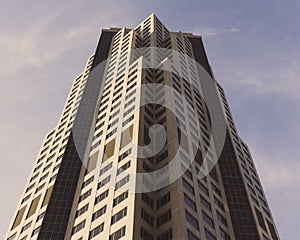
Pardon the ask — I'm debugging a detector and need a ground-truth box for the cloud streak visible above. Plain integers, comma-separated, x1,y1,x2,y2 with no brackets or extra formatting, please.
193,27,240,36
0,21,96,75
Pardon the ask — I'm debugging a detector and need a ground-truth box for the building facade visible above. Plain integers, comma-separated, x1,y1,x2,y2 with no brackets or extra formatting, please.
5,14,280,240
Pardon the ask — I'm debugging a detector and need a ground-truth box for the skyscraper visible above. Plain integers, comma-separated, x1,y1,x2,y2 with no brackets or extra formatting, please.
5,14,280,240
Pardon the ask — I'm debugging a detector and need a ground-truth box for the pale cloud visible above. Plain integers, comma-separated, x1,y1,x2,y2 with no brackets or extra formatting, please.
214,57,300,100
0,21,95,75
0,2,136,77
234,68,300,98
252,150,300,191
192,27,240,36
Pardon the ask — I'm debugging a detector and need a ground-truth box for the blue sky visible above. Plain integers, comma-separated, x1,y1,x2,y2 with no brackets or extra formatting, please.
0,0,299,239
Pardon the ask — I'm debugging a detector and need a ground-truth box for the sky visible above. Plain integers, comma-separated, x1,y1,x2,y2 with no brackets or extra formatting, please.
0,0,299,239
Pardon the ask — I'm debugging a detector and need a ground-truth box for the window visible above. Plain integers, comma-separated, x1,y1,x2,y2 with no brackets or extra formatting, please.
95,190,109,205
182,178,194,194
43,163,52,172
75,204,89,218
118,148,132,162
202,211,214,228
126,82,137,92
216,211,228,226
140,227,153,240
104,139,115,160
72,220,85,235
267,220,279,240
141,208,153,226
92,205,107,221
99,162,113,176
157,209,171,227
113,191,129,206
214,196,224,211
255,208,267,231
111,207,127,224
47,153,55,162
156,192,170,209
125,97,135,108
198,181,208,195
82,176,94,188
120,125,133,148
200,195,211,211
21,194,31,204
108,119,118,130
142,193,154,208
220,227,231,240
37,211,45,222
185,211,199,229
49,174,57,183
97,175,111,189
211,183,221,197
115,175,129,190
156,150,168,164
53,163,61,172
187,230,200,240
79,189,91,203
109,226,126,240
21,221,32,233
125,89,136,101
35,183,45,193
39,173,49,182
31,226,41,237
25,183,35,193
19,236,27,240
117,161,131,175
262,235,269,240
89,223,104,239
30,173,39,182
205,229,216,240
112,95,122,104
124,106,135,117
111,101,121,112
183,168,193,180
106,128,117,139
122,115,134,127
184,194,196,211
7,233,16,240
157,229,173,240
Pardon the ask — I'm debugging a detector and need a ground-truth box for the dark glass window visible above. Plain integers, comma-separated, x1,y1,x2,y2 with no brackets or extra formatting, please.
109,226,126,240
72,220,85,235
184,194,197,211
89,223,104,239
111,207,127,224
157,228,173,240
157,209,171,227
113,191,129,206
185,211,199,229
187,230,200,240
202,211,214,228
95,189,109,204
200,195,211,211
157,192,170,209
92,205,107,221
183,178,194,194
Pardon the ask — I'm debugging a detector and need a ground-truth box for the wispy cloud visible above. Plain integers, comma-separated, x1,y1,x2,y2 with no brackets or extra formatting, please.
213,56,300,100
0,21,96,75
252,150,300,191
192,27,240,36
232,67,300,98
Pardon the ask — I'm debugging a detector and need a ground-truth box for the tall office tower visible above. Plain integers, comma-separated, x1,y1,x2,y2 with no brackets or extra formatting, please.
5,14,280,240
